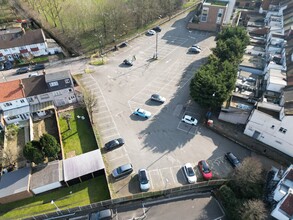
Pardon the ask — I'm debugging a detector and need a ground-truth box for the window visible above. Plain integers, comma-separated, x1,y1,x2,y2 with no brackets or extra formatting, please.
201,8,209,22
4,102,12,107
20,99,25,103
54,91,62,96
216,9,224,24
28,97,34,102
7,115,19,121
40,94,50,100
65,79,70,84
49,81,59,87
279,127,287,134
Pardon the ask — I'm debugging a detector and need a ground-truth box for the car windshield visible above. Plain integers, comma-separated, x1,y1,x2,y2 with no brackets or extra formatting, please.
117,167,122,174
187,167,195,176
202,163,210,173
139,171,148,184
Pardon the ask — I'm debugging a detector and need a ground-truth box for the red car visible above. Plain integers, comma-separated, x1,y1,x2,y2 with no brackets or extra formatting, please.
198,160,212,180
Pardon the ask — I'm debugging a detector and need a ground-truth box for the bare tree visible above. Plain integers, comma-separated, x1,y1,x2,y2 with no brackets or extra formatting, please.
62,113,72,130
239,199,267,220
232,157,264,199
82,90,98,124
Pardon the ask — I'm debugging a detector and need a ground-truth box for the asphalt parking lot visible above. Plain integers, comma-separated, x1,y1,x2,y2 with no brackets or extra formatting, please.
78,12,253,197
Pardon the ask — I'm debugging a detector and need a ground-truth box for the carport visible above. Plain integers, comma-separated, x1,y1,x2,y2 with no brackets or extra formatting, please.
63,149,105,186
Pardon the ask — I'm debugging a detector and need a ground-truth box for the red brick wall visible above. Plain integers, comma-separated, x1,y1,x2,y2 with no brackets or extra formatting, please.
0,190,33,204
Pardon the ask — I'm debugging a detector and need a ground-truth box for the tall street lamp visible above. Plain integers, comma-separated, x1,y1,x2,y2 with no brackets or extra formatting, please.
51,200,61,213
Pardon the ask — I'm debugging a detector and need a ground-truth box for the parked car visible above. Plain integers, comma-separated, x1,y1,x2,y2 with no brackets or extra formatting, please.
146,30,156,35
189,47,201,53
123,59,133,66
225,152,241,168
119,42,128,48
112,163,133,179
90,209,112,220
151,94,166,103
152,26,162,32
133,108,151,119
4,61,13,70
192,44,202,51
182,114,197,125
182,163,197,184
104,138,125,151
28,72,39,78
30,63,45,71
138,169,150,191
16,67,29,74
198,160,212,180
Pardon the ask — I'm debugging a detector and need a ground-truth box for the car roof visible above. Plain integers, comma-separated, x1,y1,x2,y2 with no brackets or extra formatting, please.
121,163,132,171
201,160,210,169
98,209,112,219
184,115,193,120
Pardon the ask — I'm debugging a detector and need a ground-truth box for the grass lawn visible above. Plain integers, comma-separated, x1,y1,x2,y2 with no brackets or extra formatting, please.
59,108,98,157
0,176,110,219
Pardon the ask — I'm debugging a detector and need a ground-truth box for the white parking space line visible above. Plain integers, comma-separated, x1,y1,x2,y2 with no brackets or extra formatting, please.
103,133,121,141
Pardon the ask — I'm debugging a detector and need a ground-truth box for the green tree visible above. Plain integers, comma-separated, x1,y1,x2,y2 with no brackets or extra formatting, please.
217,26,249,45
219,185,240,220
239,199,267,220
39,134,60,158
23,141,44,164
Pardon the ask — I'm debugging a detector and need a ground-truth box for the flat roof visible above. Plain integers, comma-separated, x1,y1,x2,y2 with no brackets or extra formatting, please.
240,54,265,70
0,167,31,198
63,149,105,182
30,160,63,190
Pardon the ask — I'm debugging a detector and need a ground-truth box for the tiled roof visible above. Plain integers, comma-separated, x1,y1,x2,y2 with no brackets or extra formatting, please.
0,29,45,50
280,193,293,217
21,75,49,97
0,80,25,102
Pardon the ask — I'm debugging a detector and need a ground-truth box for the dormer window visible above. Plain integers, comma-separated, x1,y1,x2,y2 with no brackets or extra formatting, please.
279,127,287,134
49,81,59,87
65,79,70,84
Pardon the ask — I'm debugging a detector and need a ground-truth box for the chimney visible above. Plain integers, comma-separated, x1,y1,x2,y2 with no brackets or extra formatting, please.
19,83,24,89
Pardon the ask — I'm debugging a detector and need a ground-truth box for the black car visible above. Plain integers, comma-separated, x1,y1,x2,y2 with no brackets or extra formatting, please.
16,67,29,74
0,63,4,71
225,152,241,168
123,59,133,66
152,26,162,32
119,42,128,48
30,64,45,71
4,61,13,70
90,209,112,220
104,138,125,151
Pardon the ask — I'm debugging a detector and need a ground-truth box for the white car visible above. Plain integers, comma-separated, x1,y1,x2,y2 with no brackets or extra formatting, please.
138,169,150,191
146,30,156,35
133,108,152,119
182,114,198,125
183,163,197,184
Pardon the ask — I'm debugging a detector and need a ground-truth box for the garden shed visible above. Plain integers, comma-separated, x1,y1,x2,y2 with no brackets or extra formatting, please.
63,149,105,186
0,167,32,204
30,160,63,195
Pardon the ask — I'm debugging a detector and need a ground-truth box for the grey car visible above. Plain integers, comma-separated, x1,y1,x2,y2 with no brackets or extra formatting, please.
112,163,133,179
151,94,166,103
90,209,112,220
225,152,241,168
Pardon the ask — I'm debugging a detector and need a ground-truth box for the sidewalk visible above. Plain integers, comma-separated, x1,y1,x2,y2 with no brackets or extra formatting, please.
206,115,292,167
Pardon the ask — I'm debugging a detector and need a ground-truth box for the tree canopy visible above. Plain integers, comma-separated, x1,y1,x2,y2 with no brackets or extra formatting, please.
23,134,60,164
190,26,249,109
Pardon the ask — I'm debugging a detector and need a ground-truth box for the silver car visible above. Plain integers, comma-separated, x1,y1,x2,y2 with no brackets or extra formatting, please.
151,94,166,103
138,169,150,191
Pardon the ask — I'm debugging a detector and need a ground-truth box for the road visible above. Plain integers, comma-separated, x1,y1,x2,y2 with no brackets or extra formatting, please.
67,193,226,220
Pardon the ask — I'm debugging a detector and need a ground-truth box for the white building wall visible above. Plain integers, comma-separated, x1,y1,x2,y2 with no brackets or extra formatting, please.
244,109,293,157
